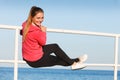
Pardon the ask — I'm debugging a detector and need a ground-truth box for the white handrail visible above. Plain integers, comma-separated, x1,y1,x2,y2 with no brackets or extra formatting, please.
0,59,120,66
0,25,119,80
0,24,118,37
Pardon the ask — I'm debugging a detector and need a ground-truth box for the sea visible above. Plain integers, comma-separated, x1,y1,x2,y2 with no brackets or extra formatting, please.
0,67,120,80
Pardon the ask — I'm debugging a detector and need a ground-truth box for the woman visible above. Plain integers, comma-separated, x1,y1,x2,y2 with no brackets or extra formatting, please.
20,6,88,70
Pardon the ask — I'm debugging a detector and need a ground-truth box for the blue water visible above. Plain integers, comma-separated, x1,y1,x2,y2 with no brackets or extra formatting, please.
0,67,120,80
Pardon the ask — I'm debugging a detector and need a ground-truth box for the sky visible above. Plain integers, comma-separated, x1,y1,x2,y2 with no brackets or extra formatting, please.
0,0,120,70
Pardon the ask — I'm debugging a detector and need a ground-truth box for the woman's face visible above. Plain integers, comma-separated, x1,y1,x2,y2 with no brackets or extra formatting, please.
32,12,44,26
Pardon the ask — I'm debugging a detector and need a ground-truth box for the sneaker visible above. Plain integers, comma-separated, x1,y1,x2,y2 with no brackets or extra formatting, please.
79,54,88,63
71,62,86,70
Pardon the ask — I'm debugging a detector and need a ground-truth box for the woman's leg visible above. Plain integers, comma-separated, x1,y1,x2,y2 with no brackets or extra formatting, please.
25,43,79,68
41,44,79,66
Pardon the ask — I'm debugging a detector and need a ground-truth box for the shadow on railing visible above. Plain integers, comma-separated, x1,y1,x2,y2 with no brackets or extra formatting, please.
0,24,119,80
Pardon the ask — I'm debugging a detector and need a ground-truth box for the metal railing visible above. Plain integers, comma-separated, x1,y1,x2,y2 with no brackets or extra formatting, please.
0,24,120,80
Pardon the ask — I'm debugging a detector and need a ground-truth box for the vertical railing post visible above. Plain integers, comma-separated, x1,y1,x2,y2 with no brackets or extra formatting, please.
14,28,19,80
114,36,119,80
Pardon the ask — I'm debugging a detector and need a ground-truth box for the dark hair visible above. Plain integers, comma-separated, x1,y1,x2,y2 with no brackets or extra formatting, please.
30,6,44,17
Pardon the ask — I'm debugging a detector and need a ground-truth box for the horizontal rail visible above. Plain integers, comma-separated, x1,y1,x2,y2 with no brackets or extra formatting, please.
0,60,120,67
0,25,20,30
0,60,26,63
0,25,119,37
47,28,118,37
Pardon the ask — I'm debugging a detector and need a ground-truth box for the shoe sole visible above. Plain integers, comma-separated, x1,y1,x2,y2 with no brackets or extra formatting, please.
72,65,87,70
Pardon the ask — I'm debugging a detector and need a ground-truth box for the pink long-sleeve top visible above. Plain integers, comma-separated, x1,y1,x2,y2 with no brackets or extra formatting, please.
21,22,46,62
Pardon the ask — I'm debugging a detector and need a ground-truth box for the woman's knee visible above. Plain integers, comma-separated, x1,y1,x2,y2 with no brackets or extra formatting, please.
52,43,59,47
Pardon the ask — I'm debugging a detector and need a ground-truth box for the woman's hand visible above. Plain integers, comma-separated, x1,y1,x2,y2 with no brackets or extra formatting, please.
40,26,47,32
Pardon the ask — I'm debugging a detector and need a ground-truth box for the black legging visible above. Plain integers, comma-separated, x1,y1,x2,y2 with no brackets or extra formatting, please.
24,44,79,68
